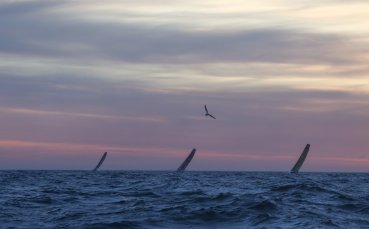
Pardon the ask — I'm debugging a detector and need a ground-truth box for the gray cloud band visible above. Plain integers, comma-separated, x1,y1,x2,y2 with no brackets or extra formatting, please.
0,2,368,65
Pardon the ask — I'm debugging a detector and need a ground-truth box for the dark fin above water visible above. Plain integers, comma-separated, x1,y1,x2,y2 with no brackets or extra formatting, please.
177,148,196,172
290,144,310,174
92,152,108,171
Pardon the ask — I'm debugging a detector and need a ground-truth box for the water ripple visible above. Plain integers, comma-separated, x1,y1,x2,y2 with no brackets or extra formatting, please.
0,171,369,228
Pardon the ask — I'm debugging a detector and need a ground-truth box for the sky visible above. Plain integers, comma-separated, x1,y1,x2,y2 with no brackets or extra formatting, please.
1,0,369,171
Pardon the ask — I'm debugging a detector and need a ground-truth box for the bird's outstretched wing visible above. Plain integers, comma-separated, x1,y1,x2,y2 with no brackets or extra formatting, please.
204,105,208,114
208,114,216,119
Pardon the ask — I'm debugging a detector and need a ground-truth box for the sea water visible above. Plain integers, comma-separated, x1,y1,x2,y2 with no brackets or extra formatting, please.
1,171,368,228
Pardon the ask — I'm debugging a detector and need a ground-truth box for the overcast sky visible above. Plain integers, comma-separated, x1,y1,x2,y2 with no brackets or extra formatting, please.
1,0,369,171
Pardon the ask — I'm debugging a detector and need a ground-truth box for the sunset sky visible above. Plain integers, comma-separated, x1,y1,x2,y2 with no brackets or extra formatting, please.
1,0,369,171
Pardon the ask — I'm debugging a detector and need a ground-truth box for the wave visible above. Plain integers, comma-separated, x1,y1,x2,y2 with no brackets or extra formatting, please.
1,171,369,228
84,221,143,229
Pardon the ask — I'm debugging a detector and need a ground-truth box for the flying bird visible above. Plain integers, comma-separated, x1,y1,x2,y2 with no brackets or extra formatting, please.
204,105,216,119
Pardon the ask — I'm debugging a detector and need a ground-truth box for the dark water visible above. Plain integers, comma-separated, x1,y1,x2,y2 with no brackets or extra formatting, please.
1,171,369,228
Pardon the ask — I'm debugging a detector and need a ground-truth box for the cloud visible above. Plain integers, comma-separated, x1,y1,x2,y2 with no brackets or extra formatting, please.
1,74,369,156
0,1,368,66
0,139,194,169
1,1,369,171
1,139,368,171
0,107,165,123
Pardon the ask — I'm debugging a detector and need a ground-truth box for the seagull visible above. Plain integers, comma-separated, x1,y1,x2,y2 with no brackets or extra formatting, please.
204,105,216,119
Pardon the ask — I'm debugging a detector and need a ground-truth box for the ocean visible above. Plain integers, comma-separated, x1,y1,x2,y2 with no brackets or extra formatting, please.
1,171,368,228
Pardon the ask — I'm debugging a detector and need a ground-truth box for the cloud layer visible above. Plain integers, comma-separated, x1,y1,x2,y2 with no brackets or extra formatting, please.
1,0,369,171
